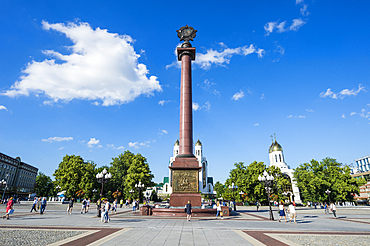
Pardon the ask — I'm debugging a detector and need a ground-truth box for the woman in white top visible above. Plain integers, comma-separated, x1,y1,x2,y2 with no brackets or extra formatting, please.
216,201,223,219
288,202,297,223
278,201,288,222
330,202,337,219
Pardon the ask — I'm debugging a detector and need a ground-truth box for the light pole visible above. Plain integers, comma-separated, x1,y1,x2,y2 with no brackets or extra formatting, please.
135,181,145,203
258,170,275,221
325,189,332,204
228,182,238,211
1,174,9,201
96,169,111,217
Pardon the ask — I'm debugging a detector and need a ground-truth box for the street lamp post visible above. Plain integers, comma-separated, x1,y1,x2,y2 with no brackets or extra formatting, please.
135,181,145,203
96,168,112,217
228,182,238,211
1,174,9,202
325,189,332,204
258,170,275,221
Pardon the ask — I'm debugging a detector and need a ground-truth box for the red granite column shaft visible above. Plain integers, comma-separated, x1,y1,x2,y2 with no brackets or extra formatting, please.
179,54,193,156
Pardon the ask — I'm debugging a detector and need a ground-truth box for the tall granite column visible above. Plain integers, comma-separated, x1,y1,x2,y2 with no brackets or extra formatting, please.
169,25,202,207
178,47,195,157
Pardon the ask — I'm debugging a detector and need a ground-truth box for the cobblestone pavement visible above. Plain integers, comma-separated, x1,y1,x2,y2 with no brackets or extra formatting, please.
1,202,370,245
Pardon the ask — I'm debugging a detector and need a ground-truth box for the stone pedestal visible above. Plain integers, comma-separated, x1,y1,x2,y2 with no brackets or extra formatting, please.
170,193,201,207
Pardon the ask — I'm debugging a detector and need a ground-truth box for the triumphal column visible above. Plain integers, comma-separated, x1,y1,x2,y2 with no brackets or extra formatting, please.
169,25,202,207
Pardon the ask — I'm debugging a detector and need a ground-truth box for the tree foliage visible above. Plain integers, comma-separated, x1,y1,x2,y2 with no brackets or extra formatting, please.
214,181,225,199
294,157,364,202
35,172,54,197
53,155,96,198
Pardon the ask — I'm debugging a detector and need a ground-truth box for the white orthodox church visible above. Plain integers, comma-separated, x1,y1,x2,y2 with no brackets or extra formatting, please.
269,138,302,204
159,139,214,196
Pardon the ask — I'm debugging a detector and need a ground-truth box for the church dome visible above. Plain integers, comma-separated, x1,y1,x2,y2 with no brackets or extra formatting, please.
174,139,179,146
269,141,283,153
195,139,202,146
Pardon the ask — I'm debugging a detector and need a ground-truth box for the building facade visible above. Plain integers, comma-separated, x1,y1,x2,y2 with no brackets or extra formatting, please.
354,155,370,173
268,139,302,204
0,152,38,198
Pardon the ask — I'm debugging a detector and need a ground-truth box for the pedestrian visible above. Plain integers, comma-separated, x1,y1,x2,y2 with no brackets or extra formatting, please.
132,199,136,211
136,199,140,210
120,198,124,208
216,201,223,219
125,199,129,208
86,198,90,212
37,198,41,211
185,200,192,221
67,198,74,214
278,201,288,222
103,199,110,223
255,200,260,211
40,198,47,214
288,202,297,224
112,199,117,214
2,197,14,220
330,202,337,219
30,197,38,212
324,203,328,214
81,198,87,214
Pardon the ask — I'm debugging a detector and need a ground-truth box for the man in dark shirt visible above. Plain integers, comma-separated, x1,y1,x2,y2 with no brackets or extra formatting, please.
67,198,74,215
185,200,192,221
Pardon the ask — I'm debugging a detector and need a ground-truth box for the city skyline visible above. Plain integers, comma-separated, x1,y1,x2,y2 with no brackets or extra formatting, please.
0,1,369,183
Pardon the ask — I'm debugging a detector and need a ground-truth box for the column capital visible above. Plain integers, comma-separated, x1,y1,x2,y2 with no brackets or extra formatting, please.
177,47,196,61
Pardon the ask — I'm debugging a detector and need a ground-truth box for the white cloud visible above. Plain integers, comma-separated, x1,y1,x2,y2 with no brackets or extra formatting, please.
58,147,65,150
199,79,215,91
158,100,171,106
320,84,365,99
264,19,306,35
289,18,306,31
87,138,99,147
300,4,309,16
192,101,211,111
350,112,357,116
129,140,150,149
342,114,346,118
168,43,264,70
306,109,314,112
232,90,244,101
162,130,168,134
107,144,124,150
360,108,370,119
296,0,304,4
288,115,305,119
260,94,265,99
2,21,162,106
254,123,259,126
42,136,73,143
275,45,285,55
0,105,8,111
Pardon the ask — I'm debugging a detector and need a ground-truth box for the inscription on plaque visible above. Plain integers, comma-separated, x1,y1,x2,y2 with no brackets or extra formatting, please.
172,170,198,193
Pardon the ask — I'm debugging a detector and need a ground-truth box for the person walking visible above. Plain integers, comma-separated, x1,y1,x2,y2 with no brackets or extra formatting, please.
40,198,47,214
278,201,288,222
185,200,192,221
3,197,14,220
37,198,41,211
86,198,90,213
30,197,38,212
330,202,337,219
132,199,136,211
256,201,260,211
120,198,124,208
81,198,87,214
288,202,297,224
103,199,110,223
67,198,74,214
112,199,117,214
216,201,223,219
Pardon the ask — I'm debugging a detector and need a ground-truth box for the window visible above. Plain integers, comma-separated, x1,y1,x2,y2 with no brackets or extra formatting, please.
275,155,277,162
279,154,282,162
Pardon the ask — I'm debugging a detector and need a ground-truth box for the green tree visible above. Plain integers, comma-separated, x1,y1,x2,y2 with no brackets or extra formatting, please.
35,172,54,197
53,155,96,198
125,153,154,201
214,181,225,199
294,157,364,202
108,151,133,197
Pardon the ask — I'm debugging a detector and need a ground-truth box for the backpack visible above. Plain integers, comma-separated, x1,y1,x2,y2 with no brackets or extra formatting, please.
83,200,86,205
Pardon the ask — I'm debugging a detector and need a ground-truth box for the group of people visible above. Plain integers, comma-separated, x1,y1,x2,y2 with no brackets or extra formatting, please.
30,197,47,214
278,201,297,223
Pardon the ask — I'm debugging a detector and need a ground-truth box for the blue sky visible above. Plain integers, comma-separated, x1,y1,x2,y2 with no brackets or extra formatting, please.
0,1,369,184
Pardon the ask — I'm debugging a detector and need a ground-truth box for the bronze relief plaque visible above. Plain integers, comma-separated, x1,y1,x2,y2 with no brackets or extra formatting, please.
172,170,198,193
